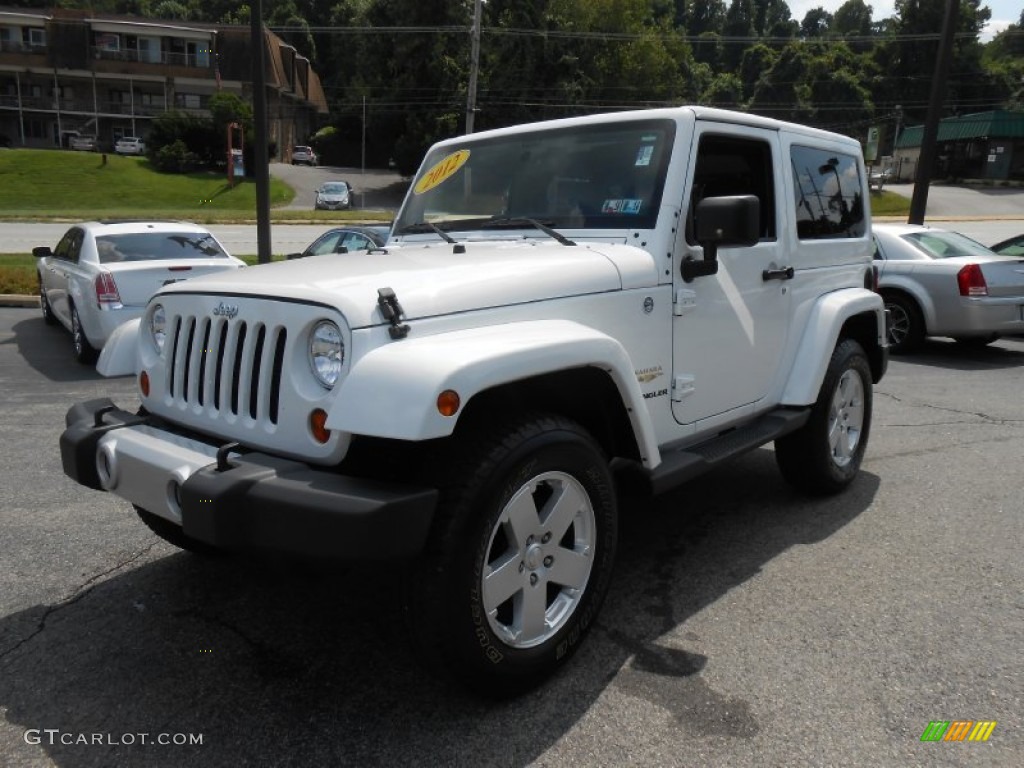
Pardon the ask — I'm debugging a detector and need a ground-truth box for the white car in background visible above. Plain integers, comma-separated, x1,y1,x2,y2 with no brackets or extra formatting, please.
34,221,245,363
114,136,145,155
873,223,1024,352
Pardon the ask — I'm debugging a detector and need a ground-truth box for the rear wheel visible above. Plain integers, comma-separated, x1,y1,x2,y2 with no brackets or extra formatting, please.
883,293,924,353
70,304,99,364
776,339,873,495
134,506,223,556
404,414,617,697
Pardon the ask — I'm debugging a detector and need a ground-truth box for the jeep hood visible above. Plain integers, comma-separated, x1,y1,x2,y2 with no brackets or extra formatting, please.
159,240,658,327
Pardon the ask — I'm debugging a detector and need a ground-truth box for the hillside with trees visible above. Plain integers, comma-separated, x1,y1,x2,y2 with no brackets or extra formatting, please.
21,0,1024,173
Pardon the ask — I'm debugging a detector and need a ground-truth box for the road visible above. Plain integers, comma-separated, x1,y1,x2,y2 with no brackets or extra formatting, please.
0,305,1022,767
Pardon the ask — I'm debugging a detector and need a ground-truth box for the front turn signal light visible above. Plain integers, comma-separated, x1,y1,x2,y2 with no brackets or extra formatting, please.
139,370,150,397
437,390,461,417
310,408,330,444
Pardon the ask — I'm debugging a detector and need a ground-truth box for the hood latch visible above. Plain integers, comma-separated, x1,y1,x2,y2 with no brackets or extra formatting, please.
377,287,410,339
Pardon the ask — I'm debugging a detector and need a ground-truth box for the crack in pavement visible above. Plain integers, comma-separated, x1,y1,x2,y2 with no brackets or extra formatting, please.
0,543,158,661
877,391,1024,426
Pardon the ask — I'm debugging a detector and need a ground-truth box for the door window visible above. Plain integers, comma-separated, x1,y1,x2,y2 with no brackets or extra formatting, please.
687,134,776,243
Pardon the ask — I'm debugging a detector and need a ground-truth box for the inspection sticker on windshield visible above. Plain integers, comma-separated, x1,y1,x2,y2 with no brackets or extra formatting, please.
414,149,470,195
603,199,642,214
635,145,654,166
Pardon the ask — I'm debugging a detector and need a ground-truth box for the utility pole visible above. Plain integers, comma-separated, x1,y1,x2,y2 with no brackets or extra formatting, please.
908,0,958,225
251,0,272,264
466,0,482,134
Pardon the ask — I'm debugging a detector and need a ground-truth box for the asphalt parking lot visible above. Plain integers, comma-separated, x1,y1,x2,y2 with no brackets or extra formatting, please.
1,305,1021,767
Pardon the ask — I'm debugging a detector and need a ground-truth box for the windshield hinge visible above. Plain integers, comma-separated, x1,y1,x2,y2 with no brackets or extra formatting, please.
377,287,410,339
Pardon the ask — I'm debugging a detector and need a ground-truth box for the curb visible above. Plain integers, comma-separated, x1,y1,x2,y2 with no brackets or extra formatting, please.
0,294,39,308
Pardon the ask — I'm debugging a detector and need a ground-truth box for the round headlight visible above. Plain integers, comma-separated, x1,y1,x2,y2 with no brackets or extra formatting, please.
150,304,166,350
309,320,344,389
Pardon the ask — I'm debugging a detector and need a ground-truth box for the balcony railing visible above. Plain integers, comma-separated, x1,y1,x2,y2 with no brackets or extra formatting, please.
91,46,210,70
0,40,46,55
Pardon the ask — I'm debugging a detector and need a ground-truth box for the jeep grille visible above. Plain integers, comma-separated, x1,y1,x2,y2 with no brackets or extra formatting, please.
167,315,287,425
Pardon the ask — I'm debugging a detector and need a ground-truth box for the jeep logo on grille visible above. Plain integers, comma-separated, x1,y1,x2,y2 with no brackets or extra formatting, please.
212,302,239,319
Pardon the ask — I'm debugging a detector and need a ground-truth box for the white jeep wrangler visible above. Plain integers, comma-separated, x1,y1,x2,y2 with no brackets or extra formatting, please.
61,107,887,695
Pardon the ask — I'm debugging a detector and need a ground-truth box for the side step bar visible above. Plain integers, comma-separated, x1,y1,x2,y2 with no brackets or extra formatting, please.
616,408,811,495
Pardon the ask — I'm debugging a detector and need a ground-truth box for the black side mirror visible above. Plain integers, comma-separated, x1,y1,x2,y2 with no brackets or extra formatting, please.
33,246,53,258
683,195,760,282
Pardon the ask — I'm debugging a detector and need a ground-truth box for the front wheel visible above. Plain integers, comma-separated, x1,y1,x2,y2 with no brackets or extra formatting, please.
775,339,873,495
39,280,56,325
404,414,617,697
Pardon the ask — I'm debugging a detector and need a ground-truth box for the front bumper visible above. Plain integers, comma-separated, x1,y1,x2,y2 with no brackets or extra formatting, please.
61,398,438,560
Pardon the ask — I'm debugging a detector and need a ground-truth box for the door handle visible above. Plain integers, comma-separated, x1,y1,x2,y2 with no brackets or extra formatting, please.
762,266,794,281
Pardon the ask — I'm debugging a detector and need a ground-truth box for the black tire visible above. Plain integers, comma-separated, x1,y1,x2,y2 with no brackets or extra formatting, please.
404,414,617,697
39,279,56,325
70,304,99,365
883,292,924,353
775,339,873,495
134,506,224,556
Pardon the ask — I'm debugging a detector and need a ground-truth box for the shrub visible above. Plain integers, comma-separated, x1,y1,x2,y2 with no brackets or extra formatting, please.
153,139,200,173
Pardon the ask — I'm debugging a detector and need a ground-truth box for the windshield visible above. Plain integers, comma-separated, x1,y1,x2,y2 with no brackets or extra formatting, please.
96,232,229,263
395,118,676,234
902,231,1001,260
320,183,349,194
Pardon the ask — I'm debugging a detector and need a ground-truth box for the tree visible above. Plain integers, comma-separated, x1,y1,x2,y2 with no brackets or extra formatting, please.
723,0,756,69
800,7,833,37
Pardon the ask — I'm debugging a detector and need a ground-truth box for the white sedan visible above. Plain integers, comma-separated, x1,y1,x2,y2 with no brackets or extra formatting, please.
873,223,1024,352
114,136,145,155
35,221,245,363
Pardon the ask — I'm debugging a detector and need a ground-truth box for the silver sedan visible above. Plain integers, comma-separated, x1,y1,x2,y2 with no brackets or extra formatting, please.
873,223,1024,352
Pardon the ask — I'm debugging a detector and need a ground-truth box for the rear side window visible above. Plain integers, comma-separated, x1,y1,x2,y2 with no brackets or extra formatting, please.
95,232,228,263
791,146,866,239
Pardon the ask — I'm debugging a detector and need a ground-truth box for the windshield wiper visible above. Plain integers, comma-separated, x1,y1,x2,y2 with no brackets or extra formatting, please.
480,217,576,246
396,221,457,244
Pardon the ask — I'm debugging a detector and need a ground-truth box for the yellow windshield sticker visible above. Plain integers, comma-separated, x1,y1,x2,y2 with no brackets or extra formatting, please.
413,149,470,195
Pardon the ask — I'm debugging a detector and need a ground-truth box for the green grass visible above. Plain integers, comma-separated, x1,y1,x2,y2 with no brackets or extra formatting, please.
869,189,912,216
0,148,295,217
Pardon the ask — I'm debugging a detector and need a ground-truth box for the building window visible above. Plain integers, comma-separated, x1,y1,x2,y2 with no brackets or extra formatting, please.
175,92,202,109
25,119,47,139
28,28,46,47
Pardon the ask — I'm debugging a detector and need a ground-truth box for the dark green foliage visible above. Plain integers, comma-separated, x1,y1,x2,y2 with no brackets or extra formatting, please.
48,0,1020,171
153,139,200,173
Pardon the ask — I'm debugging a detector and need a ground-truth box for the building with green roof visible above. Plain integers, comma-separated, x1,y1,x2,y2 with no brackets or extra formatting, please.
893,110,1024,182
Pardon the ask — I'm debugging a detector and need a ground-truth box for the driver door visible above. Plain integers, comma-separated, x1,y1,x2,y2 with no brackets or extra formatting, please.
671,124,791,428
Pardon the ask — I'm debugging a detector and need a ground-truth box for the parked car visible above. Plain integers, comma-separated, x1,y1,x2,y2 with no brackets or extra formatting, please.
869,168,893,190
70,135,97,151
35,221,245,364
286,226,389,259
314,181,353,210
114,137,145,155
991,233,1024,257
291,145,317,166
873,223,1024,352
